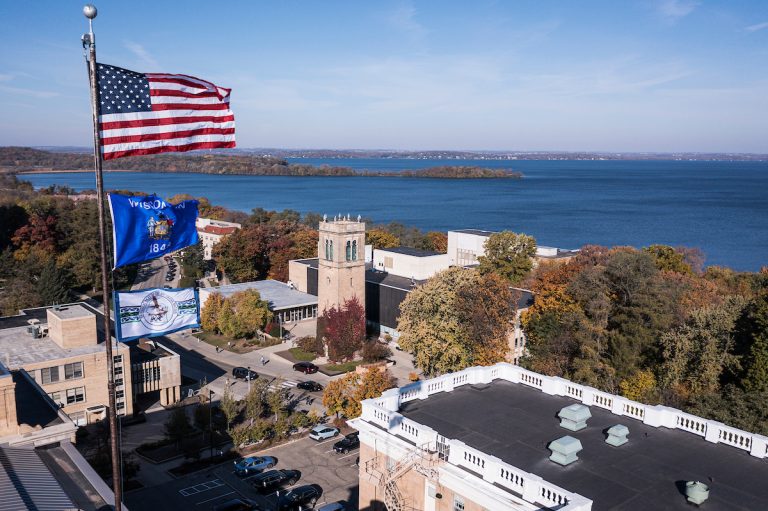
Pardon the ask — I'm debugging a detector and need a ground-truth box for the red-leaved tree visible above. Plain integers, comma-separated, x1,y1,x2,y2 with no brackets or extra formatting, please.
321,297,366,362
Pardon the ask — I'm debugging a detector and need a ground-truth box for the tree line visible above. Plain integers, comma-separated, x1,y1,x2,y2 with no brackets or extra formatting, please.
0,147,522,179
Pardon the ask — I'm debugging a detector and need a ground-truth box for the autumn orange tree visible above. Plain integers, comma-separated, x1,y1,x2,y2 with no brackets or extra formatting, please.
322,369,397,419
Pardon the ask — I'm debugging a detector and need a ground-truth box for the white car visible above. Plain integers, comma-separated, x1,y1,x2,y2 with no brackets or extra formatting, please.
309,425,339,441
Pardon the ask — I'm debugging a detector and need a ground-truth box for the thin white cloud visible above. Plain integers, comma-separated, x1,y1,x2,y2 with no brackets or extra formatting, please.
388,2,426,39
0,85,59,98
745,21,768,33
656,0,699,23
123,41,160,69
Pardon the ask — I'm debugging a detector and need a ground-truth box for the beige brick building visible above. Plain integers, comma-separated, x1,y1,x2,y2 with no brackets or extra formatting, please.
317,216,366,316
0,303,181,425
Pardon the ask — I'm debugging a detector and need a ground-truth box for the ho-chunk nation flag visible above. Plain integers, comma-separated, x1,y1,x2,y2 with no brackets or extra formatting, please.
115,288,200,342
96,63,235,160
108,194,199,268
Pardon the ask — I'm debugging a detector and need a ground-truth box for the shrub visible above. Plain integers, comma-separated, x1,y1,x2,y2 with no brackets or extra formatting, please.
297,336,324,356
362,340,392,362
408,372,420,382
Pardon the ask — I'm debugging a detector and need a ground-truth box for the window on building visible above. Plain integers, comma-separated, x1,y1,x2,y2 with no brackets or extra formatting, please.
116,401,125,410
346,240,352,261
352,240,358,261
329,240,333,261
41,366,60,385
457,249,477,266
153,367,160,381
64,362,84,380
114,355,122,364
116,389,125,399
115,378,124,386
48,391,63,406
453,495,465,511
114,365,123,376
65,387,85,405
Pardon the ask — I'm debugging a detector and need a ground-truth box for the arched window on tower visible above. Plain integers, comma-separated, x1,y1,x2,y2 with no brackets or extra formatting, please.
352,240,358,261
329,240,334,261
346,241,351,261
324,239,329,260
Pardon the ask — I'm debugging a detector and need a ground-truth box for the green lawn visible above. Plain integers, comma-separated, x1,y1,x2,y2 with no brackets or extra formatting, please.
288,347,318,362
323,360,365,373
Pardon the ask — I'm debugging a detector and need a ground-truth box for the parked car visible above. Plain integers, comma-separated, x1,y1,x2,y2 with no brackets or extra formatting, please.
163,285,172,289
296,381,323,392
233,455,277,476
309,425,339,441
276,484,323,510
165,276,174,282
249,469,301,493
317,501,348,511
212,498,260,511
232,367,259,381
333,432,359,454
292,362,318,374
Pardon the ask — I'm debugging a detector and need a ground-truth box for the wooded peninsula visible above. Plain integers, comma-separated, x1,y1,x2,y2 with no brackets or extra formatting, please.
0,147,522,179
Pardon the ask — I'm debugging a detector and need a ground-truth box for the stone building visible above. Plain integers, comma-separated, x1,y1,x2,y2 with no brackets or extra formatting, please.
316,216,366,317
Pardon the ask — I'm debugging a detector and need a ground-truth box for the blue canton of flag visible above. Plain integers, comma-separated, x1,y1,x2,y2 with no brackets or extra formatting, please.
108,194,199,268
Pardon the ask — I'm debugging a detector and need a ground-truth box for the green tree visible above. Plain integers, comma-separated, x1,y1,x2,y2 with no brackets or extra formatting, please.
398,267,511,376
643,244,692,274
742,292,768,392
477,231,536,284
658,298,746,397
36,259,71,305
229,290,272,337
164,407,193,448
182,241,206,279
245,378,269,422
219,386,238,433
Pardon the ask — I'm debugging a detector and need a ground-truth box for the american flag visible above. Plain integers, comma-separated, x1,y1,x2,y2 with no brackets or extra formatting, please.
96,63,235,160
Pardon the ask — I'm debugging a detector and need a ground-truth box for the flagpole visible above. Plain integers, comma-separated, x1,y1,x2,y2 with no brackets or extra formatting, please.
82,5,123,510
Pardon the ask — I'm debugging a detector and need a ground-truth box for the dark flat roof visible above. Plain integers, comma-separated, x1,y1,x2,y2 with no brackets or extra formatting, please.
513,289,534,310
451,229,495,237
293,258,319,269
365,270,426,291
400,380,768,511
377,246,441,257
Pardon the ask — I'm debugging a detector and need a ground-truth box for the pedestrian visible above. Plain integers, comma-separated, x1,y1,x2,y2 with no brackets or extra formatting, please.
260,355,265,366
227,341,232,350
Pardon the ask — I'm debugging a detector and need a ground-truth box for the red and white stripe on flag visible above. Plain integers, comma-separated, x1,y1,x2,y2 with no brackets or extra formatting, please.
96,64,235,160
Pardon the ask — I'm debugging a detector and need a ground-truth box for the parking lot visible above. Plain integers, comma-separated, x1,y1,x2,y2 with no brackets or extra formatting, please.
126,432,359,510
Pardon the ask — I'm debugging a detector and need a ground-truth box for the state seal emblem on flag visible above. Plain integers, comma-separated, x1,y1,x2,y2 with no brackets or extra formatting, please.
114,287,201,341
147,213,173,241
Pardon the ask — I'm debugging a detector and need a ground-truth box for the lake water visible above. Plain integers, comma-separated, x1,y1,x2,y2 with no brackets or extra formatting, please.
21,158,768,271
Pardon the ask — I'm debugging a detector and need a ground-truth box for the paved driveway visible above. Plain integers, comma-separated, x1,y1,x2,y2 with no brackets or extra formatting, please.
125,434,359,510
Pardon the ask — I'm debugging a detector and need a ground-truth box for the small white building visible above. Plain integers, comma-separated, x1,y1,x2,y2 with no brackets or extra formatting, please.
447,229,580,267
371,246,451,281
195,218,241,260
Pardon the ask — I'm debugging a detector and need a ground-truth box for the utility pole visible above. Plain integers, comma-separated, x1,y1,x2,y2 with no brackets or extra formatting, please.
81,5,122,509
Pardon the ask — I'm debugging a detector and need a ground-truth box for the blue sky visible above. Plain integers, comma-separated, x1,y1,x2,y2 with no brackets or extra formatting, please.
0,1,766,152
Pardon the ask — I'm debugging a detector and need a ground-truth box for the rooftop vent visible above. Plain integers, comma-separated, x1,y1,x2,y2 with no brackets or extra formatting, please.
685,481,709,505
549,435,583,466
558,404,592,431
605,424,629,447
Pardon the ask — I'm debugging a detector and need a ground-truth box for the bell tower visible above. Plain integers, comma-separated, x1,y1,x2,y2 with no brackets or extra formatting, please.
317,215,366,317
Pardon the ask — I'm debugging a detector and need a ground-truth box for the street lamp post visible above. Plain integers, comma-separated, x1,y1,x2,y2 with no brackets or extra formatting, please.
208,389,214,459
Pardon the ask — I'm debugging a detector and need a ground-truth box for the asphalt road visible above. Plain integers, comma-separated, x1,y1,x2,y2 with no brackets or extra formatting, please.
131,256,179,291
125,433,359,511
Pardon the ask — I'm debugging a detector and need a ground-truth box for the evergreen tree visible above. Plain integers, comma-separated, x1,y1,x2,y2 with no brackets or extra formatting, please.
36,260,71,305
743,292,768,392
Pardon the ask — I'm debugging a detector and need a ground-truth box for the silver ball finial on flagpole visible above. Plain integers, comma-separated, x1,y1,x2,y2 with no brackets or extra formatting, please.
83,4,97,19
